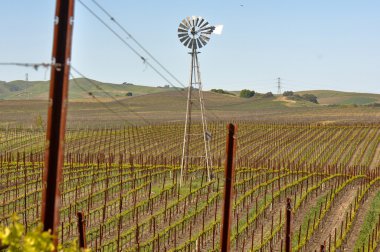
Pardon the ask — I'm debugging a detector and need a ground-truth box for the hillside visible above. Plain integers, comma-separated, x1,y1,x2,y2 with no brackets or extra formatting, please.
2,79,380,106
0,78,176,100
296,90,380,105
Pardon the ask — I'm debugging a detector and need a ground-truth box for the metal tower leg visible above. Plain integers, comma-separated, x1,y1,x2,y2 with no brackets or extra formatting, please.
180,47,213,186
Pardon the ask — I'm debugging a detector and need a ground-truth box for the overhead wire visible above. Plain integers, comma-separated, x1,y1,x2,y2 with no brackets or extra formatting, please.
70,72,144,156
69,72,136,126
0,62,53,99
0,62,51,70
77,0,181,90
90,0,185,89
77,0,222,122
71,66,150,125
0,61,152,125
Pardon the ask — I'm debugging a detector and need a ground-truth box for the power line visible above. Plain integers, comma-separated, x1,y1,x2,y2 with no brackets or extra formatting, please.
90,0,185,89
77,0,179,88
0,62,51,70
70,73,135,126
77,0,221,122
71,66,151,125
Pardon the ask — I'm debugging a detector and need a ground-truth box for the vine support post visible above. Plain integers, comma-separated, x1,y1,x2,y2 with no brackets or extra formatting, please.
41,0,75,248
77,212,87,249
220,123,237,252
320,243,325,252
285,198,292,252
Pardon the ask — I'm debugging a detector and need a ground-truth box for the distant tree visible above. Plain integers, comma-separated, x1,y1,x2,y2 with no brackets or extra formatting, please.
287,94,302,101
283,91,294,96
211,89,233,95
126,92,133,96
263,92,274,98
302,94,318,104
240,89,255,98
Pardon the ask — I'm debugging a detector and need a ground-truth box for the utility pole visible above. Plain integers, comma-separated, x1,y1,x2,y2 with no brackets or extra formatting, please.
41,0,75,247
277,77,281,96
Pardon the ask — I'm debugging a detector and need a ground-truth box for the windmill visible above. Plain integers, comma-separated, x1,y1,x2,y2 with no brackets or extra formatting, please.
178,16,222,185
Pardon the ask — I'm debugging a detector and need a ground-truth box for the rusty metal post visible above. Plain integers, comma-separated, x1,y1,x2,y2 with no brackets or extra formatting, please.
285,198,292,252
320,244,325,252
41,0,75,245
77,212,87,249
220,123,237,252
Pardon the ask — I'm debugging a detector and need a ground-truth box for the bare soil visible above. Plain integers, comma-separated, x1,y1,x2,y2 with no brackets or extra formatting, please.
305,182,359,251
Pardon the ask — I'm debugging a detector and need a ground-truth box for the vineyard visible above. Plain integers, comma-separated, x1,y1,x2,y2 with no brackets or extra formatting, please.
1,122,380,251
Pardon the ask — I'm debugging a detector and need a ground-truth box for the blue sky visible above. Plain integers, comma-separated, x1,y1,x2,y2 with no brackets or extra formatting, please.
0,0,379,93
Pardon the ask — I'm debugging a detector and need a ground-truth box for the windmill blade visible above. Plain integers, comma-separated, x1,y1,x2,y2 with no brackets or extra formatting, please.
193,39,198,49
199,21,209,29
186,17,192,27
183,18,191,28
200,34,210,43
181,19,190,28
183,37,192,47
188,39,195,49
180,36,190,44
179,23,188,30
200,26,213,33
198,17,205,28
195,17,200,27
196,38,203,49
198,35,208,46
178,27,188,33
178,32,189,39
192,16,197,27
189,17,195,27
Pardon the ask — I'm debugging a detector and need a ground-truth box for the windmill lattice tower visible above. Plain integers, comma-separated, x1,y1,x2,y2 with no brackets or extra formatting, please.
177,16,220,185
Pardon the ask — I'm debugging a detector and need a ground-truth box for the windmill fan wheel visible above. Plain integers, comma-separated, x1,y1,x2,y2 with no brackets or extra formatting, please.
178,16,215,50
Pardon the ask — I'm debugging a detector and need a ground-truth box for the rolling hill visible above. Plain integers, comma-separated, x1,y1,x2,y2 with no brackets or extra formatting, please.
1,79,380,107
0,78,177,100
296,90,380,105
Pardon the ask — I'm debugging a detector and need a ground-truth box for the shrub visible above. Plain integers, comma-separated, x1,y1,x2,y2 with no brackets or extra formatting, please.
283,91,294,96
302,94,318,104
263,92,274,98
240,89,255,98
210,89,233,95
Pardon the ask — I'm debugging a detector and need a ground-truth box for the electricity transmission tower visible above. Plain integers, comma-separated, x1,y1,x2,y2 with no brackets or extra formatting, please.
277,77,282,95
177,16,221,185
